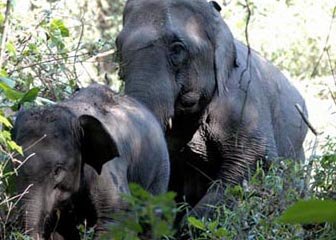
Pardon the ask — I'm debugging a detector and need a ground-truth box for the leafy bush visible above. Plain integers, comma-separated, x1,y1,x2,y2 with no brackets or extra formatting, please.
311,136,336,199
102,183,177,240
186,160,304,239
186,139,336,240
0,87,37,240
277,137,336,231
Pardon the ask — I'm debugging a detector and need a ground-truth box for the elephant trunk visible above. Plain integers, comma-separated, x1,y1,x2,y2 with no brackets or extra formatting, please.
21,188,55,240
123,48,176,130
23,199,45,239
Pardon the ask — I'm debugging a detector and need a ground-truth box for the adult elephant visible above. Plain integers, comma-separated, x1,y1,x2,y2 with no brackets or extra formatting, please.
13,84,169,239
116,0,308,218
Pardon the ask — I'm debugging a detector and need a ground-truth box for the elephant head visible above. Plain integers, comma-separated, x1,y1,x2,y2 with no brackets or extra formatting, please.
117,0,236,131
12,106,119,239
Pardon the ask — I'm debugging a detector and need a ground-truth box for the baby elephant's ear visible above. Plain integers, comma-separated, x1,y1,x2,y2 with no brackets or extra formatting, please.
79,115,119,174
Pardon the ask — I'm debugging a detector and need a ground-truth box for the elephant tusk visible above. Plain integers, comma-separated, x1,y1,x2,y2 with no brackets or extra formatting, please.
53,209,61,232
168,118,173,130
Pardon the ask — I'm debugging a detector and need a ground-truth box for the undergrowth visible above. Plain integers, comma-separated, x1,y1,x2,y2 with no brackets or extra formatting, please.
1,119,335,239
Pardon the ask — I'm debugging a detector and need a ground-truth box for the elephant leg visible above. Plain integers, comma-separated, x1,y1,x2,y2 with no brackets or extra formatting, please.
147,161,170,195
185,129,266,221
296,147,305,163
176,184,226,239
186,182,226,221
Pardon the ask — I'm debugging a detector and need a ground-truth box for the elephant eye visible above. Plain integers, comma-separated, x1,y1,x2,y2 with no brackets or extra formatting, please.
54,166,66,184
169,42,188,67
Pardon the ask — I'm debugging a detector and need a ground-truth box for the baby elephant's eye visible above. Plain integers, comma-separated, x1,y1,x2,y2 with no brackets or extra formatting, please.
169,42,188,67
54,166,66,184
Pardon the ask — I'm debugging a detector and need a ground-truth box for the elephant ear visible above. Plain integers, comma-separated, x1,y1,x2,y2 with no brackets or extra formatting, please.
79,115,119,174
209,2,237,95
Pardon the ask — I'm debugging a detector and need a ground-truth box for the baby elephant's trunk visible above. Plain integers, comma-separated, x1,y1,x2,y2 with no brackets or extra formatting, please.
21,190,56,240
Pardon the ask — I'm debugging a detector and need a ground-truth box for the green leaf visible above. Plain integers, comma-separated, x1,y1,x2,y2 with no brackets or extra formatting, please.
6,41,16,56
1,130,11,140
7,140,23,155
123,219,142,233
0,76,15,88
0,68,8,77
278,199,336,224
0,114,12,128
129,182,151,200
208,221,218,232
50,35,66,50
0,14,4,26
19,87,40,104
50,19,69,37
215,227,230,238
153,221,170,237
0,82,23,101
2,160,17,195
187,216,206,230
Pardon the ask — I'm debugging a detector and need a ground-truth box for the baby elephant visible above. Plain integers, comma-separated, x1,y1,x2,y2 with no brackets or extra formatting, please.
12,84,170,240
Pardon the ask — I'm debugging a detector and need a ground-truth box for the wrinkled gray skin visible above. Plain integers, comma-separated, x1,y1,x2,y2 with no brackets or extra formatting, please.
13,84,169,240
117,0,308,219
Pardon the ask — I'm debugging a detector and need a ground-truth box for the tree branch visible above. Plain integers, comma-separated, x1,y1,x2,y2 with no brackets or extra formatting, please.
0,0,12,68
310,6,336,78
236,0,252,143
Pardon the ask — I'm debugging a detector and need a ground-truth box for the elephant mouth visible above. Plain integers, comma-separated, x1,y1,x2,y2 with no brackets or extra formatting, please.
164,93,202,134
176,91,201,114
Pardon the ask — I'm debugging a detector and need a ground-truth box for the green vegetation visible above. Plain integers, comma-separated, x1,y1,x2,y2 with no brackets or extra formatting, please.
0,0,335,239
184,143,336,239
102,184,177,240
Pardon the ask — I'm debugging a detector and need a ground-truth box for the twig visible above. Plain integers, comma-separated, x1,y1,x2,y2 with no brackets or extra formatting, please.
22,134,47,152
14,153,36,172
0,0,12,68
328,87,336,107
12,134,47,159
4,184,33,225
236,0,252,145
303,135,319,198
35,61,59,100
15,10,51,69
295,103,319,136
86,49,115,62
326,49,336,85
73,18,85,83
8,49,116,76
80,61,94,81
186,161,214,182
8,52,91,75
325,48,336,108
310,6,336,78
239,0,252,85
0,184,33,206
